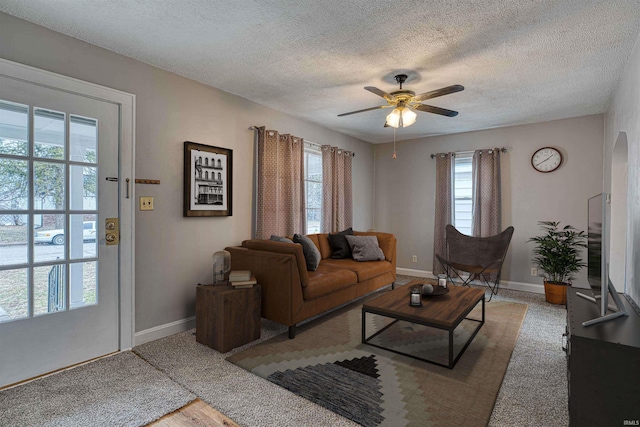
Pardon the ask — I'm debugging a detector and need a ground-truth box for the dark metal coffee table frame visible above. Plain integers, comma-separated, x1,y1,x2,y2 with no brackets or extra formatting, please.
362,296,485,369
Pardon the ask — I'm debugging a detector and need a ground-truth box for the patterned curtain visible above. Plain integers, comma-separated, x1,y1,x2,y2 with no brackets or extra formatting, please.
472,148,501,237
321,145,353,232
255,127,305,239
432,153,454,275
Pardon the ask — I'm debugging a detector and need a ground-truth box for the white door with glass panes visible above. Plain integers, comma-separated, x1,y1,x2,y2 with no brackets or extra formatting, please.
0,71,122,387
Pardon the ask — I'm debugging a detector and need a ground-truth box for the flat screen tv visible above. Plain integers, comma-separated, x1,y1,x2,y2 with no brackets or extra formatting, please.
587,193,606,311
577,193,628,326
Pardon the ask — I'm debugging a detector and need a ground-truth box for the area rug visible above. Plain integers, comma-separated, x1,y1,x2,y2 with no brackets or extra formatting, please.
0,351,196,427
227,299,528,427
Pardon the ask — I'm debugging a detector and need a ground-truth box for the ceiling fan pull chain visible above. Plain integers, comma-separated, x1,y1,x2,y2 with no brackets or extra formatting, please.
393,128,397,159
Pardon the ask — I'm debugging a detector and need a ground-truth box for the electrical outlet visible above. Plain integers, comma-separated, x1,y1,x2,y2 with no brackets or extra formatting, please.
139,196,154,211
531,267,538,276
412,255,418,263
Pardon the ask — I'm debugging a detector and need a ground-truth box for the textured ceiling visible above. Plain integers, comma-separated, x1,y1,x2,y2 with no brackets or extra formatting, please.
2,1,640,143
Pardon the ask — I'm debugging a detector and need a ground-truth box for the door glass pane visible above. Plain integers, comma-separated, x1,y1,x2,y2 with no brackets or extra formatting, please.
33,264,66,316
69,214,96,260
0,158,28,210
34,214,65,262
34,161,65,211
69,261,96,309
70,116,97,163
0,93,108,328
0,268,28,322
0,220,27,266
34,108,65,160
0,100,28,156
70,165,96,210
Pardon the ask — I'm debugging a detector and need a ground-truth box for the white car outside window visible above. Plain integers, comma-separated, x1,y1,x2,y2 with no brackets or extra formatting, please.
34,221,97,245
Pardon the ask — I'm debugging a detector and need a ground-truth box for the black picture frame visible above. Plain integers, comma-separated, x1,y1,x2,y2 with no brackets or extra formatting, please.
184,141,232,217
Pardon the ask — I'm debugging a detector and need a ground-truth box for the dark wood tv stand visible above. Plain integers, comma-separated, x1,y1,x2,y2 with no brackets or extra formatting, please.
565,287,640,426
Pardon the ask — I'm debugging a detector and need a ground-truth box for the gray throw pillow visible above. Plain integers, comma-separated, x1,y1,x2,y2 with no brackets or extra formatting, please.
270,235,293,243
293,234,321,271
345,235,385,262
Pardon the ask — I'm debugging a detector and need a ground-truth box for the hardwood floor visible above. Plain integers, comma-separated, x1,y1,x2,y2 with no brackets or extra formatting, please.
148,399,240,427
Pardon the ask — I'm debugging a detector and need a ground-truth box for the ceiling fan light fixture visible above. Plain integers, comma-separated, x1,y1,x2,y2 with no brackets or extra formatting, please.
385,106,417,128
402,108,417,127
385,108,401,128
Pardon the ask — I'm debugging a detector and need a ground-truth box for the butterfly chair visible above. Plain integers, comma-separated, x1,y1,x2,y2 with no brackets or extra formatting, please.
436,225,514,302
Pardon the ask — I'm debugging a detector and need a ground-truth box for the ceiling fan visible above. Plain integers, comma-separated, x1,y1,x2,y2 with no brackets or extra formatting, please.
338,74,464,128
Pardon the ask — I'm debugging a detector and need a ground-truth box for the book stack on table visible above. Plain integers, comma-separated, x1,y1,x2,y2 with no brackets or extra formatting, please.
229,270,256,289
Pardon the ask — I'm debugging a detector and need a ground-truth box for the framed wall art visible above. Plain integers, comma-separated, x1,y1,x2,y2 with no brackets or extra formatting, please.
184,141,233,217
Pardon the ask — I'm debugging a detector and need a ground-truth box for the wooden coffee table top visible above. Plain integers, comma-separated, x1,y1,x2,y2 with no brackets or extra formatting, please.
363,279,485,329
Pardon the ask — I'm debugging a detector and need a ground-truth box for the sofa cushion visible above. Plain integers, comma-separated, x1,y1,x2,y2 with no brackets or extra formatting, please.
303,265,358,300
345,235,385,262
328,227,354,259
315,233,333,259
293,234,321,271
319,258,392,282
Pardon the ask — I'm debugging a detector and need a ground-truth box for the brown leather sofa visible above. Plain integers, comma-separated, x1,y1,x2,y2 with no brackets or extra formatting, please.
226,231,396,338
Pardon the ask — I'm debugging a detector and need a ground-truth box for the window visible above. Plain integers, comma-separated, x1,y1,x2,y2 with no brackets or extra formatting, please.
453,154,473,235
304,148,322,234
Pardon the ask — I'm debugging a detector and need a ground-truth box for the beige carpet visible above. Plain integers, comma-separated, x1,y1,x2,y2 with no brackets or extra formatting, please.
227,298,527,427
0,352,196,427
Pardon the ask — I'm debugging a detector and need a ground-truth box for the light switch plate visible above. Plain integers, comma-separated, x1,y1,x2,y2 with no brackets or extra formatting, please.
140,196,154,211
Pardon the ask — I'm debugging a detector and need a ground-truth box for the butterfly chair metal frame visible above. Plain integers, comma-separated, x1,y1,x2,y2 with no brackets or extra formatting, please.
436,225,514,302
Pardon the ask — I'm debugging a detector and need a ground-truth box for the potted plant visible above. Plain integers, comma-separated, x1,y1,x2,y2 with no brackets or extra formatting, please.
528,221,587,305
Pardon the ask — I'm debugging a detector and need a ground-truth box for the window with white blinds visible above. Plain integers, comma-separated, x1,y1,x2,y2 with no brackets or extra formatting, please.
304,148,322,234
453,154,473,235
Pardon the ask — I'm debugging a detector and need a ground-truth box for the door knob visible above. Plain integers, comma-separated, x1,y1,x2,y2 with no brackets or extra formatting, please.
105,218,120,245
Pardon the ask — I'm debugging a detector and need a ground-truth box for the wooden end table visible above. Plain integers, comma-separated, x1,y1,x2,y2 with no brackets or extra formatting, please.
196,284,261,353
362,279,484,369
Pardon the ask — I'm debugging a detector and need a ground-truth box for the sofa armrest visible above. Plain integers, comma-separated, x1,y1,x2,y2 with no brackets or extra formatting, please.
241,239,309,287
226,246,305,327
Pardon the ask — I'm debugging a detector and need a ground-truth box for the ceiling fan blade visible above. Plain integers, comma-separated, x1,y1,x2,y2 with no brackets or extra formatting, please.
412,103,459,117
411,85,464,102
364,86,395,102
337,105,391,117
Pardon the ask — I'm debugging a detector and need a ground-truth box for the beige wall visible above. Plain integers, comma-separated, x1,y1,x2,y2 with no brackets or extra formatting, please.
605,29,640,304
0,13,374,332
374,115,604,288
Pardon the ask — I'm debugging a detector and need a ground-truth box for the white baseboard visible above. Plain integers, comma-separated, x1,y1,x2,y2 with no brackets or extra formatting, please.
134,316,196,346
499,280,544,294
396,268,433,278
396,268,544,294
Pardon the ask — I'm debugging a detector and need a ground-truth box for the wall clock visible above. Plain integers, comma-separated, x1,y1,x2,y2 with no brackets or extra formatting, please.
531,147,562,173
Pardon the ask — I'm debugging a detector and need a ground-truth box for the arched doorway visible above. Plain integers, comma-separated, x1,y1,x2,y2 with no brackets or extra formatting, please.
609,132,628,293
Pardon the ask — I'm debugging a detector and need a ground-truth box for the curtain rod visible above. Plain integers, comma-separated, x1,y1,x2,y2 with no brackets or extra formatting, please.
249,126,355,157
430,147,507,159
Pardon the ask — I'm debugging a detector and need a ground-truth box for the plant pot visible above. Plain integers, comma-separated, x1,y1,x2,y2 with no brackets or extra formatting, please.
544,280,568,305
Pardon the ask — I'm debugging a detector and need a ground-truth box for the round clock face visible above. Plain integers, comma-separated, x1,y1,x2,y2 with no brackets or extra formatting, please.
531,147,562,173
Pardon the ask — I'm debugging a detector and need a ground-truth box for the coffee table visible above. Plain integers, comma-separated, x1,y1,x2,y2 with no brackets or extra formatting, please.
362,279,485,369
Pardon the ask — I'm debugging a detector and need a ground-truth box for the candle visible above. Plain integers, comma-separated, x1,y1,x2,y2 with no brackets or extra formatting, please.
438,274,447,288
411,291,421,305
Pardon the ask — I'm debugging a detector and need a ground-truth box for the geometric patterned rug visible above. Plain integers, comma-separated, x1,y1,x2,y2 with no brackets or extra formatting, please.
227,297,528,427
